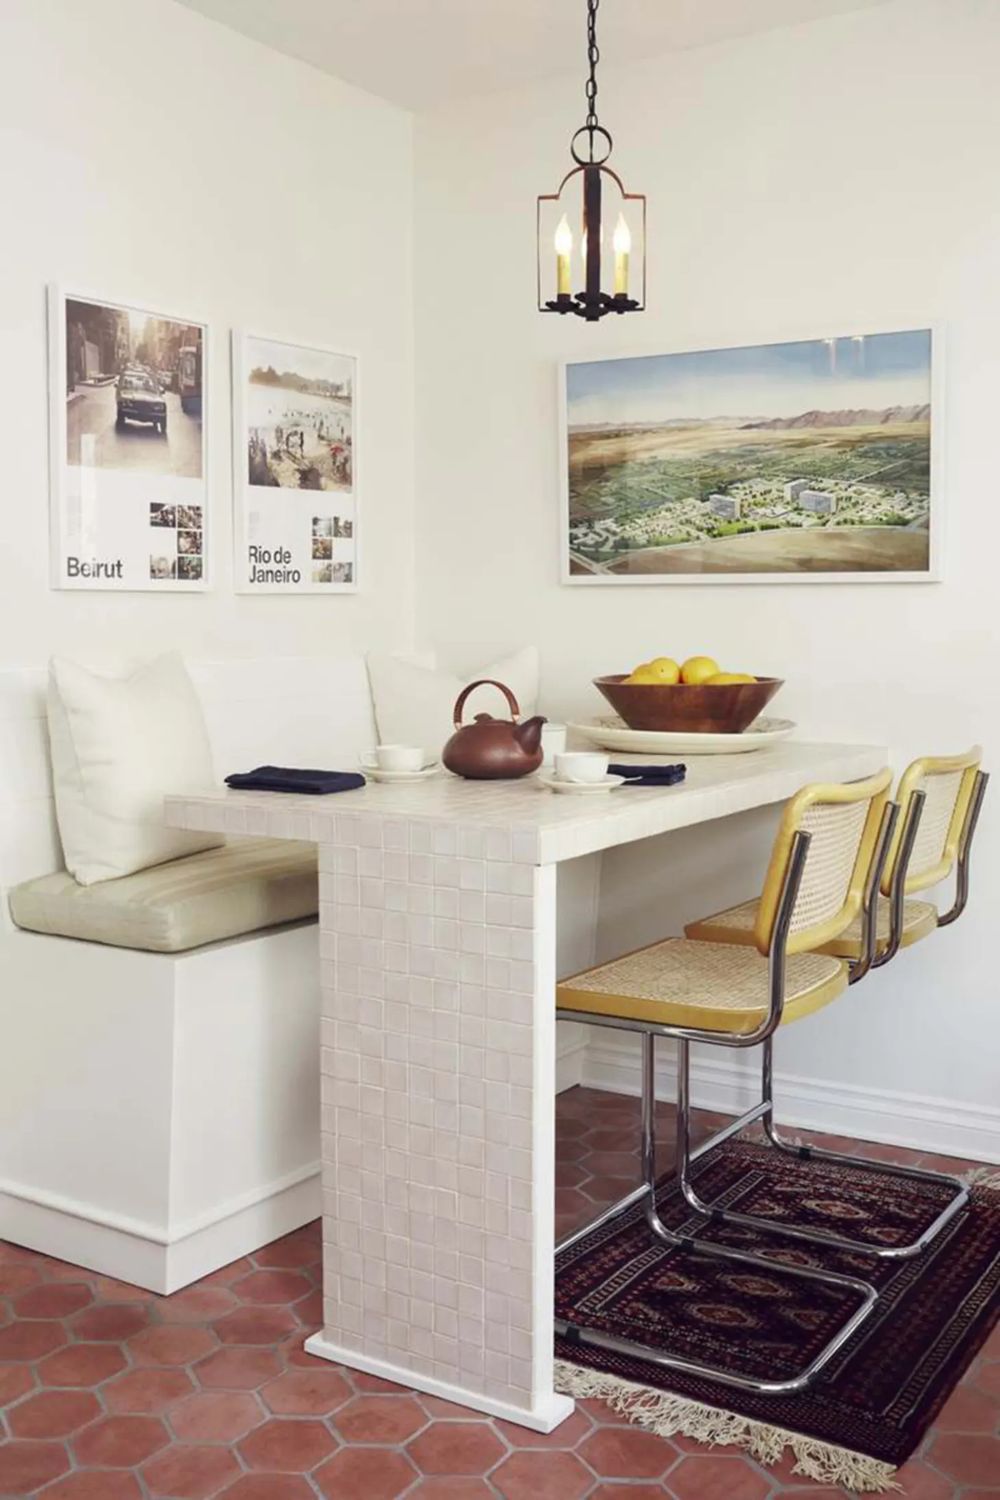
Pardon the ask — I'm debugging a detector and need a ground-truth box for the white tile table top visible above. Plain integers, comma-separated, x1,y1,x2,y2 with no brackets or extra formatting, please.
166,739,887,865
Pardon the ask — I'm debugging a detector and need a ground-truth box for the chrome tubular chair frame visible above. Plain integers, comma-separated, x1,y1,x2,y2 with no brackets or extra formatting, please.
556,829,881,1398
938,769,989,926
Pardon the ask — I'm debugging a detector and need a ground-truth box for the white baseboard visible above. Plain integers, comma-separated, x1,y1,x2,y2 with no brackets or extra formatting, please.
304,1333,575,1433
581,1033,1000,1164
0,1167,320,1294
556,1023,588,1093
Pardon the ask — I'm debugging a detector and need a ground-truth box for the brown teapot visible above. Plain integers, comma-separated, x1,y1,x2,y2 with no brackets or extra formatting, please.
442,680,546,780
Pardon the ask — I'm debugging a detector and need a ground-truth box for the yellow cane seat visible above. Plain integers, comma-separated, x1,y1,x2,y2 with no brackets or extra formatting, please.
686,893,938,959
556,938,848,1035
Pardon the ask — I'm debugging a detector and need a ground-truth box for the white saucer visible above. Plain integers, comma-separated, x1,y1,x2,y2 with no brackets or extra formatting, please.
539,772,626,795
568,716,796,756
360,761,441,783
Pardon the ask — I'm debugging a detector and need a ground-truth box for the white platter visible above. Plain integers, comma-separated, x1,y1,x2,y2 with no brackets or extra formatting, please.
538,772,626,795
568,716,796,756
360,761,441,783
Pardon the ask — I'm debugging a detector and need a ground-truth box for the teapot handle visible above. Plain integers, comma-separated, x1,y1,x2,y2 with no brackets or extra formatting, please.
453,679,521,729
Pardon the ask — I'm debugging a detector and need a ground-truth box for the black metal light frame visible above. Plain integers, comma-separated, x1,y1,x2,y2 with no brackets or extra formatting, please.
537,0,646,322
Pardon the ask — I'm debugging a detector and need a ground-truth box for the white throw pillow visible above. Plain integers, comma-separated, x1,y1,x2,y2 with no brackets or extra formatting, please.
366,647,540,758
48,653,224,886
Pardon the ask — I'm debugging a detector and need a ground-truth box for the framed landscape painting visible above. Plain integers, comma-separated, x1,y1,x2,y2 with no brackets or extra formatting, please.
560,327,938,584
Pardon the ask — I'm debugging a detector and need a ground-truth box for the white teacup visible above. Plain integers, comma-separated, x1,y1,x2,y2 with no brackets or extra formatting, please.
371,744,425,772
554,751,609,785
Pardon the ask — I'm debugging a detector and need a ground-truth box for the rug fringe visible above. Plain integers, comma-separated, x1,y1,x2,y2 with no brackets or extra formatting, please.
962,1165,1000,1190
554,1359,901,1494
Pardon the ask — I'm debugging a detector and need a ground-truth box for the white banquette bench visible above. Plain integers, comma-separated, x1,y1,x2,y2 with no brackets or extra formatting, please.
0,651,592,1294
0,656,380,1293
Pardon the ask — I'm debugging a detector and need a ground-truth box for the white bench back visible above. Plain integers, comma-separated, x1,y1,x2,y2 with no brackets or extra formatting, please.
0,655,378,904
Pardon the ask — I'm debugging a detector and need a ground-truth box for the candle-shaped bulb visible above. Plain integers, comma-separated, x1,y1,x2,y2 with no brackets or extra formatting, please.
554,214,572,296
613,213,631,295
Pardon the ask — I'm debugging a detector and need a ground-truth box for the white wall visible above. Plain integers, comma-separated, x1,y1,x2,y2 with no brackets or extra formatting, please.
414,0,1000,1139
0,0,415,663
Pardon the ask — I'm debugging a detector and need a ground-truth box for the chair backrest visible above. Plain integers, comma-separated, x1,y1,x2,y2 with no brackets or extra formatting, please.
881,747,983,895
753,769,893,957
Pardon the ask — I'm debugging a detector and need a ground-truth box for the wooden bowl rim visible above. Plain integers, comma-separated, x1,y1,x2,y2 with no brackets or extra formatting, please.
594,673,783,689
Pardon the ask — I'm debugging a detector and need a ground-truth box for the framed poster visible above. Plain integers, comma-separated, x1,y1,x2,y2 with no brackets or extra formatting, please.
48,286,208,590
232,333,358,592
560,326,939,585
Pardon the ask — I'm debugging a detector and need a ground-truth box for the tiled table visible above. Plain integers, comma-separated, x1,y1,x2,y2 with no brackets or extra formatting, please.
165,738,886,1433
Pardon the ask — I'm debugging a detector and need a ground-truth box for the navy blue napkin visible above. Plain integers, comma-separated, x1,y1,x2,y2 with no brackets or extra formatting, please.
609,762,686,788
225,766,366,795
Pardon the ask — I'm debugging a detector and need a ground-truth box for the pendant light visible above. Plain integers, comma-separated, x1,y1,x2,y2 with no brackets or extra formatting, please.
538,0,646,321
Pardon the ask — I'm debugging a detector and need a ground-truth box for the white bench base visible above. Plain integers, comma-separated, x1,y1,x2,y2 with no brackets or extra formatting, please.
0,921,321,1293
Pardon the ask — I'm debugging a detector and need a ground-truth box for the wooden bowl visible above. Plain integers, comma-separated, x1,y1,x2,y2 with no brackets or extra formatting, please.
594,674,783,734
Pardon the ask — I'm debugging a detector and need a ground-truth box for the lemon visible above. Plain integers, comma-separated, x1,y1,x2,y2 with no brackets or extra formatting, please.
645,657,681,684
680,655,720,685
705,672,756,685
625,665,663,684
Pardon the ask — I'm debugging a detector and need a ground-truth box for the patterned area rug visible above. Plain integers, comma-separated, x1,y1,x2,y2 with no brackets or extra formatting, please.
554,1140,1000,1492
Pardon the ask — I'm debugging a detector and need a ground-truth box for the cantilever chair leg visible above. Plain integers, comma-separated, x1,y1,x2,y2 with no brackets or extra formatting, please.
677,1034,970,1261
556,1030,878,1398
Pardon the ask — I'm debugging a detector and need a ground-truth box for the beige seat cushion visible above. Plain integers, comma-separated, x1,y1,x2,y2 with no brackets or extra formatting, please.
8,839,318,954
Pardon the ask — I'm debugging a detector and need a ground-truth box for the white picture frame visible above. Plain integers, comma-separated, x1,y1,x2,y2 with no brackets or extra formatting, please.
48,285,209,592
232,331,359,594
559,323,942,586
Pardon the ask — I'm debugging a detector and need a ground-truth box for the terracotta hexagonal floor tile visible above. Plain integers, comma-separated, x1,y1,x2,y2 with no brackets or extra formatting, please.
232,1269,311,1304
933,1383,1000,1431
926,1433,1000,1485
194,1347,284,1390
0,1317,67,1359
292,1287,323,1326
280,1334,331,1369
156,1286,239,1323
73,1414,171,1468
72,1302,151,1341
888,1458,955,1500
212,1307,299,1345
238,1416,337,1470
973,1358,1000,1398
580,1425,677,1478
409,1482,496,1498
92,1274,156,1302
0,1363,36,1405
334,1394,427,1444
104,1368,196,1413
590,1487,672,1500
129,1324,218,1366
315,1447,418,1499
492,1450,592,1499
8,1388,102,1438
494,1409,592,1447
407,1421,505,1475
142,1442,242,1498
170,1390,264,1443
0,1439,71,1495
199,1257,253,1286
12,1281,93,1318
666,1454,771,1500
350,1370,410,1393
252,1226,321,1269
0,1263,43,1296
39,1342,127,1387
44,1473,144,1500
262,1367,353,1415
218,1477,317,1500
